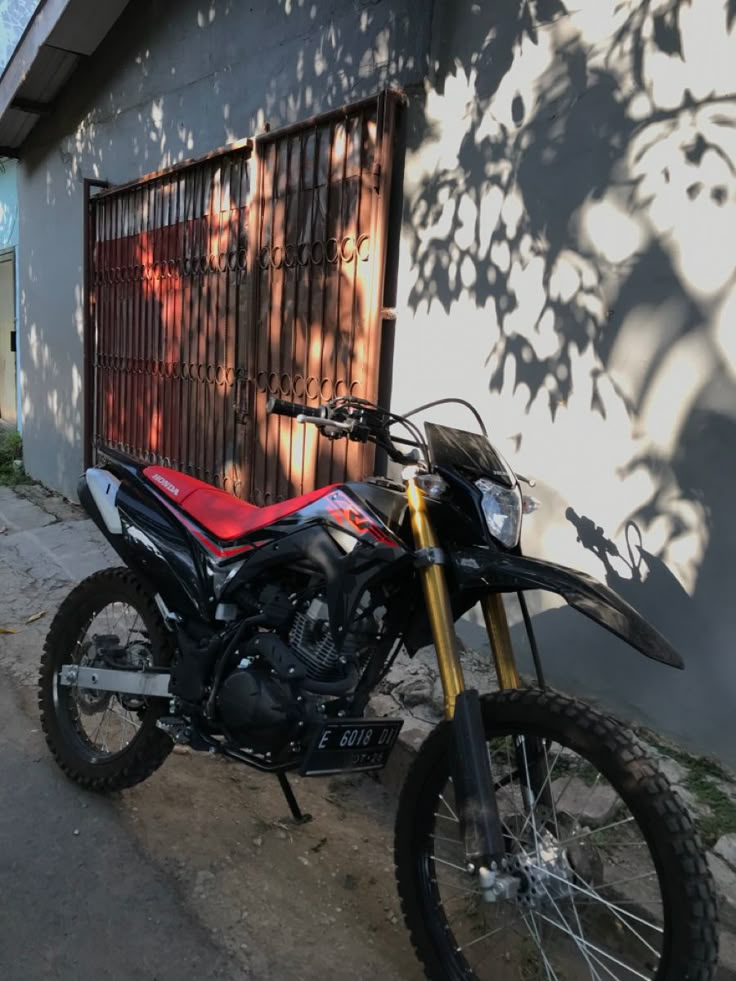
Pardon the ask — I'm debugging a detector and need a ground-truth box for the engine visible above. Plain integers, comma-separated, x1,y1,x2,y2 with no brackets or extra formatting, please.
288,593,382,681
216,586,385,748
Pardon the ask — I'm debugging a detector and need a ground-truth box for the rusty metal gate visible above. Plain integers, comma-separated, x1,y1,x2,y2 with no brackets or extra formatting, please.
88,141,252,494
87,90,399,502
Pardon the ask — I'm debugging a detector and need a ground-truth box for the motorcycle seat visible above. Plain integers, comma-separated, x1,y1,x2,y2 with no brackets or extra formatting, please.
143,465,335,541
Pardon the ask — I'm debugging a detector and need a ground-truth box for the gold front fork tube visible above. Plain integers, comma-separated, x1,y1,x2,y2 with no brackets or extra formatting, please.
480,592,521,690
406,477,465,719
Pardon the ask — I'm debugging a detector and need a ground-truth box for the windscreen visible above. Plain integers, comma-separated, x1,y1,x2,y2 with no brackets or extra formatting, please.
425,423,515,487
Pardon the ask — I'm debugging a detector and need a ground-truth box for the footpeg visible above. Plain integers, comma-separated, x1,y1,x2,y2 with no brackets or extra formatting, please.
156,717,190,744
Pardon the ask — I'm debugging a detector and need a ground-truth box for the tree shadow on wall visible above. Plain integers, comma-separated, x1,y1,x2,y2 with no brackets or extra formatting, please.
404,0,736,757
565,508,706,658
408,0,736,416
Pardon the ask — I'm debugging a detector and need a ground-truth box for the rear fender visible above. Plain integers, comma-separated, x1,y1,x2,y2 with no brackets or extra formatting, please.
451,547,683,668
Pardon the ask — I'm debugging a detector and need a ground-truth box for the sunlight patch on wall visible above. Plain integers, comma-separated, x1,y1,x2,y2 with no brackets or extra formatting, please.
607,300,687,409
640,331,716,458
714,287,736,381
579,197,647,265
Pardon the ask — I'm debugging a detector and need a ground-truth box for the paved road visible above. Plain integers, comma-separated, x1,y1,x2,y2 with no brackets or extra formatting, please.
0,683,243,981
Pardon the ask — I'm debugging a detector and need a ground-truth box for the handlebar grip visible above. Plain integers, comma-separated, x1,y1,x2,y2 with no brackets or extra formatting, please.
266,397,325,420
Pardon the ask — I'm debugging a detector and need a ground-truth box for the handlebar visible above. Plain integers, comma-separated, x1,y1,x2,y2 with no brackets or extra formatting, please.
265,394,422,465
266,397,326,420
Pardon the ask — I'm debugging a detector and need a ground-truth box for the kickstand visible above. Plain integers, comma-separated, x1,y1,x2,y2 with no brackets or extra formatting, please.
277,772,312,825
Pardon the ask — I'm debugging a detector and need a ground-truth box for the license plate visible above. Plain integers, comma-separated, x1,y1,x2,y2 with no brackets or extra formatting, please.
300,719,404,776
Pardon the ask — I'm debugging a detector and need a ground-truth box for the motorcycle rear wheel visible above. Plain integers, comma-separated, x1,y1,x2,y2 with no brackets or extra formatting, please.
395,688,718,981
38,568,174,792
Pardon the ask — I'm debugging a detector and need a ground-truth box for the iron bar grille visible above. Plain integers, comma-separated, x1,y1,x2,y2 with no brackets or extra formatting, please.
89,92,397,503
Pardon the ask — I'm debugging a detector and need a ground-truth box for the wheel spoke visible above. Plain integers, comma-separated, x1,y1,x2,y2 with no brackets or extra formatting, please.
432,855,470,874
108,705,140,731
542,739,562,840
556,816,636,849
431,878,482,897
430,832,464,847
438,793,459,822
434,812,460,824
534,910,654,980
457,922,508,952
91,708,107,746
596,871,659,892
101,704,116,753
539,874,606,981
522,911,562,981
525,861,664,937
518,736,543,851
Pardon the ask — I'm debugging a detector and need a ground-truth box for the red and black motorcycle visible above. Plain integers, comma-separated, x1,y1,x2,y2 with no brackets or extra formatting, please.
39,395,717,980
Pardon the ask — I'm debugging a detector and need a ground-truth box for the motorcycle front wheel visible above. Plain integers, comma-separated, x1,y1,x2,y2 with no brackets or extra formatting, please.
395,689,717,981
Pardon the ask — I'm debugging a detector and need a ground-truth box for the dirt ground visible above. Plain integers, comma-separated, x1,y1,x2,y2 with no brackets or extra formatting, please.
119,744,425,981
9,679,425,981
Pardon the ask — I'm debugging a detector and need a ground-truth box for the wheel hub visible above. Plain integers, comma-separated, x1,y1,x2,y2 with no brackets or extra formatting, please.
510,833,574,910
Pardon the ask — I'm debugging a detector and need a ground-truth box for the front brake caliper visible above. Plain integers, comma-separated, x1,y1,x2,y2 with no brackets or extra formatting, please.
478,865,521,902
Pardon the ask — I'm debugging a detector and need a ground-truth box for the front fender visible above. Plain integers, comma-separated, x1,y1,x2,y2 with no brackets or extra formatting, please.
451,547,683,669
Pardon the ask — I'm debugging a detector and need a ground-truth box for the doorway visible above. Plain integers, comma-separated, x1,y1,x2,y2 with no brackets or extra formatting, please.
0,248,16,426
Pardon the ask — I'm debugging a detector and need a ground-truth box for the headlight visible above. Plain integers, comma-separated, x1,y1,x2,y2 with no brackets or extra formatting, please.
475,478,522,548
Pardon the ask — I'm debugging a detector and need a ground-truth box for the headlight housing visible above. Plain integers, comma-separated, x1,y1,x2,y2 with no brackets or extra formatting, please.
475,478,522,548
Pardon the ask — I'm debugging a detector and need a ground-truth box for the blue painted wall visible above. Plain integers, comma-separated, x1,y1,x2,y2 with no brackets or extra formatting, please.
0,157,18,249
0,0,40,72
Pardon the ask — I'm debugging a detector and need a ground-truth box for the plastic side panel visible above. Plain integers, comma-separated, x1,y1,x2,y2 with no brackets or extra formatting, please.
85,468,122,534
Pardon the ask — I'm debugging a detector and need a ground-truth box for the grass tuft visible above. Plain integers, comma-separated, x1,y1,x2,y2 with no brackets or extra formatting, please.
0,430,32,486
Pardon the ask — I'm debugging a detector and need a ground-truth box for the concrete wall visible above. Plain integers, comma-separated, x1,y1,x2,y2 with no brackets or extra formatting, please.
15,0,736,763
391,0,736,764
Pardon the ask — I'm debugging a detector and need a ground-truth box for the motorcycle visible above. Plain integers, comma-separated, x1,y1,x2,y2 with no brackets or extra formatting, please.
39,394,717,980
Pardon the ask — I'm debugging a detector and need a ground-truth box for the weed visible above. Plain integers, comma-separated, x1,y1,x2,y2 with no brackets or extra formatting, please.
686,766,736,848
0,430,32,486
641,729,736,847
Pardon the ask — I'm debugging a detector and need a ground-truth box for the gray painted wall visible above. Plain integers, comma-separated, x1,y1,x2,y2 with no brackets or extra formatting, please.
16,0,736,763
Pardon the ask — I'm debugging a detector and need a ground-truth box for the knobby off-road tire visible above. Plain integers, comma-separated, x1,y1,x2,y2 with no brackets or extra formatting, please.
38,568,174,792
395,688,718,981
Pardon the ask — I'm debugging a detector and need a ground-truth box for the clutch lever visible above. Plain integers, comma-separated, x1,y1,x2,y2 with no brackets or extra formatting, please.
296,414,355,435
